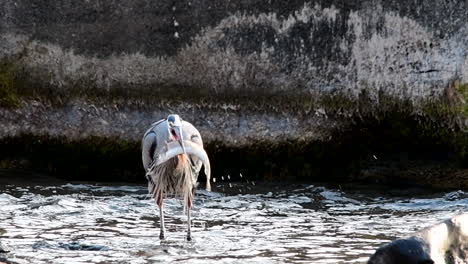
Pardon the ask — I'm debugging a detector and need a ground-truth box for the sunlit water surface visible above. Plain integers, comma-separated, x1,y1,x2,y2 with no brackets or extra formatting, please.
0,175,467,263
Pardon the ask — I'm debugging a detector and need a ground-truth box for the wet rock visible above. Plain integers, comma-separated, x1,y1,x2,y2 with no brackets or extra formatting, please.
368,213,468,264
368,238,433,264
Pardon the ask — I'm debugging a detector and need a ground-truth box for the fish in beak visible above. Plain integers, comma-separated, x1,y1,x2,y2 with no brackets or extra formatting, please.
172,126,186,155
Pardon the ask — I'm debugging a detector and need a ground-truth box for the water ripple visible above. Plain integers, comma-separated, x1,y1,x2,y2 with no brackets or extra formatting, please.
0,182,465,263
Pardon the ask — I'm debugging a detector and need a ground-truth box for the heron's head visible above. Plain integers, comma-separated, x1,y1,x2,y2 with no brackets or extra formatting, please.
167,114,185,154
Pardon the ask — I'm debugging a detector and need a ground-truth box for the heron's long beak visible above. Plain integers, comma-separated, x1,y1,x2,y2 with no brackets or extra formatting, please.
173,126,186,154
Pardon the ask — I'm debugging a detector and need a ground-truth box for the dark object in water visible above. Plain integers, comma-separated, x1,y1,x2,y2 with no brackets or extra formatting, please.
0,241,9,253
0,257,10,264
367,238,433,264
32,240,109,251
32,241,109,251
368,213,468,264
58,242,109,251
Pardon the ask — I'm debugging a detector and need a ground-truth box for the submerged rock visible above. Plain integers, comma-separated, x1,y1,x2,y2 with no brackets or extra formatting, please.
32,240,109,251
58,242,110,251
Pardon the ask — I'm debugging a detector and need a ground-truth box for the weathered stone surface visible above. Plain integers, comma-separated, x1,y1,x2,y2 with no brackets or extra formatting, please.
0,99,340,145
0,0,467,184
1,0,467,104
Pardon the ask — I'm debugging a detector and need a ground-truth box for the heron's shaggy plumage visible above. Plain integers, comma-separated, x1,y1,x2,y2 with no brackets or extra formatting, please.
147,154,196,211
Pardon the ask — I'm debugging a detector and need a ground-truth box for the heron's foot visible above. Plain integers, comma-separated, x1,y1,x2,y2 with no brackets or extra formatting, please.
159,231,165,240
186,234,192,241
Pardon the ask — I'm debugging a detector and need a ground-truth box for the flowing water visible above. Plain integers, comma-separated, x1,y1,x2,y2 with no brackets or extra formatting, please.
0,171,467,264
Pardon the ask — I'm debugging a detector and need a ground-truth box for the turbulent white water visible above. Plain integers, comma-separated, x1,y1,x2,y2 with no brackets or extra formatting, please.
0,179,466,264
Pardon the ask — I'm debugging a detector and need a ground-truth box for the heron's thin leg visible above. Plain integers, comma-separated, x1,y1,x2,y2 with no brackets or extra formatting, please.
157,195,165,240
159,204,165,240
187,206,192,241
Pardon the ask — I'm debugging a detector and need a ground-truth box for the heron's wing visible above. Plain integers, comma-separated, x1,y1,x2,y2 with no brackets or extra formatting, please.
142,131,157,180
143,118,166,139
141,119,168,175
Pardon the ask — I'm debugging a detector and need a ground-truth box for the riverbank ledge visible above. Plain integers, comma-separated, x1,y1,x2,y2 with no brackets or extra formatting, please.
0,0,467,187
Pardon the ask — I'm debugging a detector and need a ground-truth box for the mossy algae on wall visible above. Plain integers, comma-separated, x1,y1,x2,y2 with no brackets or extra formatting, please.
0,135,142,182
0,62,20,107
456,83,468,116
0,111,466,189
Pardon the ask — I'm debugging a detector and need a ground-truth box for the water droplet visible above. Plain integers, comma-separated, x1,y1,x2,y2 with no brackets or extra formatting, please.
240,173,243,178
221,176,224,180
229,183,232,188
213,178,216,183
227,175,230,180
373,155,378,160
252,182,256,186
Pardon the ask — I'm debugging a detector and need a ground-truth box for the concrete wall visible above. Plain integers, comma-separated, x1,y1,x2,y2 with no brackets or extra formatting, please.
1,0,467,142
1,0,467,103
0,0,467,183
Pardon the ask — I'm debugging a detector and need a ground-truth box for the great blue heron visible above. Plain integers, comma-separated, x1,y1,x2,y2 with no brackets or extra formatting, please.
142,114,211,241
